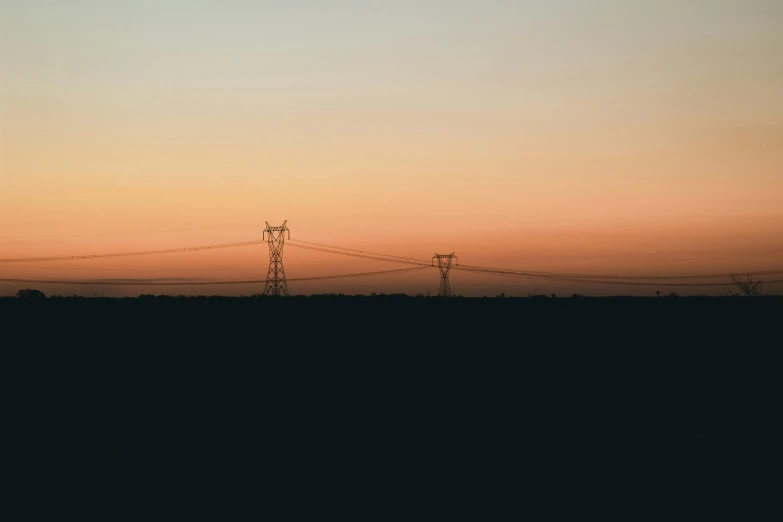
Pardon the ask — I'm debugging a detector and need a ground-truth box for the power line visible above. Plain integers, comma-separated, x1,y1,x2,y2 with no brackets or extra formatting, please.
287,240,783,281
0,237,427,267
0,222,259,240
291,266,428,282
0,240,264,264
454,266,783,287
287,242,430,266
2,234,781,288
458,263,783,281
9,265,129,271
287,240,783,285
0,267,429,286
290,239,430,264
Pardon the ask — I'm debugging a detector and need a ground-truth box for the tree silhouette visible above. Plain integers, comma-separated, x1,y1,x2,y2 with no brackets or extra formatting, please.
728,273,764,297
16,289,46,300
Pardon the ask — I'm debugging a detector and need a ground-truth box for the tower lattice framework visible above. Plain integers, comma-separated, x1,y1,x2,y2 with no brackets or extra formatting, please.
432,253,458,297
263,220,290,296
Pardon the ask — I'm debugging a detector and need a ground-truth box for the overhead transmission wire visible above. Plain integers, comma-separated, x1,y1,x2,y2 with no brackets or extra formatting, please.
0,237,433,287
291,240,783,287
289,239,430,264
290,239,783,284
286,242,431,267
1,234,781,288
290,266,428,282
292,240,783,287
453,266,783,287
0,236,429,267
0,240,265,264
0,266,429,286
457,263,783,281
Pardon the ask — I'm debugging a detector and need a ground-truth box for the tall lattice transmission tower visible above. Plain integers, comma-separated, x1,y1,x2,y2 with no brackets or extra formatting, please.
432,253,458,297
263,220,290,296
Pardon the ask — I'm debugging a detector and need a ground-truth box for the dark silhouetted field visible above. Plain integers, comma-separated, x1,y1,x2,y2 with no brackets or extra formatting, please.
4,295,781,516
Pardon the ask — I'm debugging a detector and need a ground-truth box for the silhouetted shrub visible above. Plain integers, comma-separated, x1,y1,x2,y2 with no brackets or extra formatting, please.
729,273,765,297
16,289,46,300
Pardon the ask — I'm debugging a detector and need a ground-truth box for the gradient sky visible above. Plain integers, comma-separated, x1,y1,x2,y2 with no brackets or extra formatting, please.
2,0,782,296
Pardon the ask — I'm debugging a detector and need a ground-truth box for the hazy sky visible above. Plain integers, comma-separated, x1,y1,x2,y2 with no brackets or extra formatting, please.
2,1,782,296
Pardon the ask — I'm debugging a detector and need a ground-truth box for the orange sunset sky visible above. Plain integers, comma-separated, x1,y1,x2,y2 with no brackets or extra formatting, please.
1,1,782,296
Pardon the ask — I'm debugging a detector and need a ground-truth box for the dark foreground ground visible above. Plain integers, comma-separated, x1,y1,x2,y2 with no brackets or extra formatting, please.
4,295,782,516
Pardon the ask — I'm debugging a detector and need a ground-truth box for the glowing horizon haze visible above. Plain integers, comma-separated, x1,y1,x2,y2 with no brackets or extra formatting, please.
2,0,782,296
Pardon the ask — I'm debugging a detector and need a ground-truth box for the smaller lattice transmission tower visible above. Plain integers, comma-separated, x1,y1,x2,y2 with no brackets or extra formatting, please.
263,220,290,296
432,253,458,297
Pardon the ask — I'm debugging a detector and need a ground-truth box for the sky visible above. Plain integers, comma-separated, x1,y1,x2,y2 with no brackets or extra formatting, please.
1,0,782,296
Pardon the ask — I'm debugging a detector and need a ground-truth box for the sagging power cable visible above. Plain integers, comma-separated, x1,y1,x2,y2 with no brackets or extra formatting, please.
0,266,429,286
